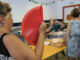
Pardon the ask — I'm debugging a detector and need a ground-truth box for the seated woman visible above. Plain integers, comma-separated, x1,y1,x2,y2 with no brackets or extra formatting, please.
46,19,65,38
0,1,47,60
46,19,65,34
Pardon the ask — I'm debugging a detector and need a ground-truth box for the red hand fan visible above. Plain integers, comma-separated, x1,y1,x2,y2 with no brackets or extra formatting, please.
21,6,43,45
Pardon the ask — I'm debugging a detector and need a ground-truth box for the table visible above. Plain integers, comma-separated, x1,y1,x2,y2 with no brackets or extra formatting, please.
30,40,66,60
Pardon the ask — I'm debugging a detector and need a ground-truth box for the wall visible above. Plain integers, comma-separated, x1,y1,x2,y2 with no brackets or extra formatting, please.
57,0,80,19
3,0,28,23
2,0,80,23
3,0,57,23
25,0,58,20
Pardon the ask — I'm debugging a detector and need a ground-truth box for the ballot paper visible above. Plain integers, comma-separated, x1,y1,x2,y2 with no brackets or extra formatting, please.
53,31,65,38
44,42,50,45
51,38,64,43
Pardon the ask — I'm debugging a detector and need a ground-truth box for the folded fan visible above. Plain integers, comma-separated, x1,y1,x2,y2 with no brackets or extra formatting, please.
21,6,43,45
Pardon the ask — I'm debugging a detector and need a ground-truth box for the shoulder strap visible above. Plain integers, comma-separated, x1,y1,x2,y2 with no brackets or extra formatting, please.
0,33,10,40
0,33,11,57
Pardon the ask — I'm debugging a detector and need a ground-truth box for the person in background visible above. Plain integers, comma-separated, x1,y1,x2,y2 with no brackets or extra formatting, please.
46,19,65,36
46,19,54,33
0,1,46,60
64,8,80,60
54,19,65,31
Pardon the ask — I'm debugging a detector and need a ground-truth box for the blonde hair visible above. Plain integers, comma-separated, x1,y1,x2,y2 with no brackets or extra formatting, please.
0,1,11,16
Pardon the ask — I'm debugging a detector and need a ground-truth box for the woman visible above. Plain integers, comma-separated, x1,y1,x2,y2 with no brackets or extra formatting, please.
46,19,65,33
64,8,80,60
46,19,65,38
0,1,46,60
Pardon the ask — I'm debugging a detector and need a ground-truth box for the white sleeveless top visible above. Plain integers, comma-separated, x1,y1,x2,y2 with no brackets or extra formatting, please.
0,54,14,60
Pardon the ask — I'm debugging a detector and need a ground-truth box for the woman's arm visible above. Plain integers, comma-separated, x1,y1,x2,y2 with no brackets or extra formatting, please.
46,19,54,33
3,22,46,60
48,31,55,35
34,22,46,60
46,24,53,32
59,22,65,29
64,22,70,45
55,20,65,29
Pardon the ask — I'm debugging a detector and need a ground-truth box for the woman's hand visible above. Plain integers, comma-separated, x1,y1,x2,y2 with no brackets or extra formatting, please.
39,22,47,34
63,37,68,46
50,19,54,26
55,20,60,24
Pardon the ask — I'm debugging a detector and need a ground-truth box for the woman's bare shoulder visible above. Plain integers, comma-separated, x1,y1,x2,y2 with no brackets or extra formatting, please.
2,33,22,45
